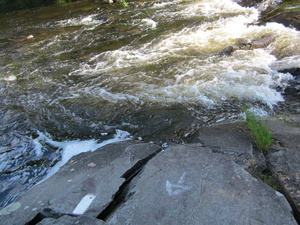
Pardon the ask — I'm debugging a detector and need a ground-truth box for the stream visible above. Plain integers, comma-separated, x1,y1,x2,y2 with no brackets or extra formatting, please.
0,0,299,208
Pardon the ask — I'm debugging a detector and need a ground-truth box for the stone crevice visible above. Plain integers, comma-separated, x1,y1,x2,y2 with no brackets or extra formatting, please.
10,151,300,225
266,159,300,224
25,208,76,225
23,145,162,225
97,148,162,221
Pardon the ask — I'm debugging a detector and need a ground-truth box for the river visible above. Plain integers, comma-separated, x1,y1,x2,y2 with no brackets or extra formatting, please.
0,0,299,208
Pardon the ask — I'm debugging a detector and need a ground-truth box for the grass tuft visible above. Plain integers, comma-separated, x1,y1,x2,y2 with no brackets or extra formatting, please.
245,110,273,153
120,0,128,7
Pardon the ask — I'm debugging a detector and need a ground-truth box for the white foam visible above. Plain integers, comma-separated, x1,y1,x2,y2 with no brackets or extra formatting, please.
258,0,284,11
1,75,17,81
70,0,299,108
36,129,131,183
271,55,300,71
194,0,254,17
140,18,157,29
33,138,43,157
57,14,102,27
242,107,269,119
152,2,173,9
89,88,140,103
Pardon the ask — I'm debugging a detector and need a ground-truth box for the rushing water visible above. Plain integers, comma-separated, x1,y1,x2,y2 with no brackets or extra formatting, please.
0,0,299,208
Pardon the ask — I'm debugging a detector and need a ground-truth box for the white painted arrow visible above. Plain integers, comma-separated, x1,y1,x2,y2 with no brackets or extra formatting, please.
166,172,191,196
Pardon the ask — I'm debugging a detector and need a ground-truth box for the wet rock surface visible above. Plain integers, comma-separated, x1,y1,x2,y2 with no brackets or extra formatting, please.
237,0,265,8
261,0,300,30
280,67,300,117
237,0,300,31
0,142,161,225
219,36,274,56
267,11,300,30
1,121,299,225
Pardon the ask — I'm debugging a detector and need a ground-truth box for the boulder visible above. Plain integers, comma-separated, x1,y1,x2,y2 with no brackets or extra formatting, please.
0,126,298,225
280,68,300,77
107,144,296,224
268,12,300,30
0,141,161,225
219,36,273,56
266,120,300,223
38,215,106,225
192,122,267,178
260,0,300,31
237,0,264,8
238,0,300,31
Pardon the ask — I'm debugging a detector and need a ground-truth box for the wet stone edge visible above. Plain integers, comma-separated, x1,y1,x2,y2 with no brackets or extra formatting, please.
24,146,162,224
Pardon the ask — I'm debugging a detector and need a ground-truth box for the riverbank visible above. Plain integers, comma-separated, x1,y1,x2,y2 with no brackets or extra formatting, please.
1,0,300,223
0,114,299,224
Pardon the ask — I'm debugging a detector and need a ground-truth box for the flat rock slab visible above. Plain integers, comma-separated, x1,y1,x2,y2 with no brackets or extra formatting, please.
0,141,161,225
192,122,267,176
0,134,297,224
108,144,296,225
38,215,106,225
266,120,300,221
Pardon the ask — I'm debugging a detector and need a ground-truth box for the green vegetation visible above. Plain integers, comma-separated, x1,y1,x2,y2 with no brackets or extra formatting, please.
245,110,273,153
120,0,128,7
258,170,282,192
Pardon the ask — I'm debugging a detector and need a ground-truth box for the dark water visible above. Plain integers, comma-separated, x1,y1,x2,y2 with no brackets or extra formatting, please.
0,0,77,13
0,0,299,208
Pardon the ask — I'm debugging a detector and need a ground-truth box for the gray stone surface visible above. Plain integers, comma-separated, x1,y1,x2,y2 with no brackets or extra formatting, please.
38,215,106,225
192,122,267,176
0,141,161,225
108,144,296,225
266,119,300,221
0,122,298,225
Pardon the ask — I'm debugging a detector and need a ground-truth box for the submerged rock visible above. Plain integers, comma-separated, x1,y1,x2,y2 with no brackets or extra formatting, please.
219,36,274,56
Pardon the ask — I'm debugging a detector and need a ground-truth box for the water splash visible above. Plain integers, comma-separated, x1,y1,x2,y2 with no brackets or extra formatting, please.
36,129,132,182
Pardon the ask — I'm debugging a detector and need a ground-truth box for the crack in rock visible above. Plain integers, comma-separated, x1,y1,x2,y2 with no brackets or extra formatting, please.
25,208,77,225
24,146,162,225
97,148,161,221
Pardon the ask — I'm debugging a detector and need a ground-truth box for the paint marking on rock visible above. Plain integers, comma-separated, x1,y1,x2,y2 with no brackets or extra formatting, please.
72,194,96,215
0,202,21,215
166,172,192,196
